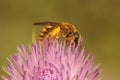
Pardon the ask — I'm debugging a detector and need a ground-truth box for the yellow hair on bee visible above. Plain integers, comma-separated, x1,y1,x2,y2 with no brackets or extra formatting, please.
49,26,60,38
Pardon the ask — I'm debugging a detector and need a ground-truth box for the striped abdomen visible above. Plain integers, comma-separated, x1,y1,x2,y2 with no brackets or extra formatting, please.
39,25,60,42
39,26,53,42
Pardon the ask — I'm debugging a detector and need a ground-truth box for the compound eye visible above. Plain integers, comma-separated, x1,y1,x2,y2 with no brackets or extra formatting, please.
73,32,79,46
74,32,79,38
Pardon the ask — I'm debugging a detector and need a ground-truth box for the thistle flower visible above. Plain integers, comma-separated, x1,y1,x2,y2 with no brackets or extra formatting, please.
1,40,101,80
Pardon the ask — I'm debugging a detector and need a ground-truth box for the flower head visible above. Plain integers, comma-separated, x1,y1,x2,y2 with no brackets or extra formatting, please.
2,40,101,80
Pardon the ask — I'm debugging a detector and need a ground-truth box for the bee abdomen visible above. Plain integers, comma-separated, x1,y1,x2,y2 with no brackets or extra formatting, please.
39,30,47,41
39,32,45,42
39,27,51,41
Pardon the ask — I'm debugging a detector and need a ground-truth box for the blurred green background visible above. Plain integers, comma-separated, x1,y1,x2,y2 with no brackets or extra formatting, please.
0,0,120,80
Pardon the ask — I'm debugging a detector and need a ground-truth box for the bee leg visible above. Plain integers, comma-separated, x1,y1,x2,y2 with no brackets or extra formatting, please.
55,32,59,39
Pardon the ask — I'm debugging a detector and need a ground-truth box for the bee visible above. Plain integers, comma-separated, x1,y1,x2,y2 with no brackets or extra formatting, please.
33,21,81,46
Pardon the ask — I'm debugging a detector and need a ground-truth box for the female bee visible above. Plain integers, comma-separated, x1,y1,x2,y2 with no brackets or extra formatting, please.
33,22,81,46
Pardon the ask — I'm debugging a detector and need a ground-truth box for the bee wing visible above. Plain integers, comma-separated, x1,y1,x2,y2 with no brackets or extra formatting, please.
33,21,61,26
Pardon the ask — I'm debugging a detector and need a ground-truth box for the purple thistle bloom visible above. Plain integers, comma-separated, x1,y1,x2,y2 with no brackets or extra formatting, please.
1,40,101,80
